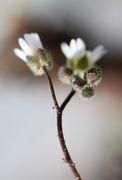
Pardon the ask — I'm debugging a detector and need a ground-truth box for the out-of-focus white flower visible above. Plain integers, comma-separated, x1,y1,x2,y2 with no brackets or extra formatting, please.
61,38,107,62
14,33,52,75
61,38,107,79
59,38,106,97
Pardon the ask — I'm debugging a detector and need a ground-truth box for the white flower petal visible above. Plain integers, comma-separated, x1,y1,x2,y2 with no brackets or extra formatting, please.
74,49,86,58
70,39,77,53
24,34,38,52
61,38,106,64
76,38,86,51
91,45,107,62
30,33,43,49
14,48,26,62
18,38,32,55
86,50,92,60
61,43,73,59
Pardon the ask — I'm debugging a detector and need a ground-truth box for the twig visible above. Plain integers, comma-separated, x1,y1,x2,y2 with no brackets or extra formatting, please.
60,89,75,111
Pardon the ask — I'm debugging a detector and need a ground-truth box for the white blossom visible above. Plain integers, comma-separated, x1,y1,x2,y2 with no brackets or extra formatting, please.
61,38,86,59
61,38,107,63
14,33,52,75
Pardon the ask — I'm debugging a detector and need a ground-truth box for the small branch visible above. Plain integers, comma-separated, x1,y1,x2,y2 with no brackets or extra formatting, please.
60,89,76,111
44,68,60,111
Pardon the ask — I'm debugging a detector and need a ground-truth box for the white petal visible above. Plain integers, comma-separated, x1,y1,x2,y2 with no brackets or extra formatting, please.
30,33,43,49
76,38,86,51
91,45,107,62
61,43,73,59
70,39,77,53
18,38,32,55
14,48,26,62
24,34,38,52
86,50,92,60
74,49,86,58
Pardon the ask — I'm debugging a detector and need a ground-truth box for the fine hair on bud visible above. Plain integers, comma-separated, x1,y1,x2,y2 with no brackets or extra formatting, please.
84,66,102,87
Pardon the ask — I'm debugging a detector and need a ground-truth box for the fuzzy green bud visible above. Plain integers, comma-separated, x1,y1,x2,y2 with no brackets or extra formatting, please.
84,67,102,87
81,85,94,98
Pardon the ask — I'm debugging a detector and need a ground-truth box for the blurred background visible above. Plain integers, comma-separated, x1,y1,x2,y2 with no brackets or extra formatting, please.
0,0,122,180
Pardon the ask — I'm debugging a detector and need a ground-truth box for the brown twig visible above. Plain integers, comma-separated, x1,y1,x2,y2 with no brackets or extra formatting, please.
60,89,75,111
44,68,82,180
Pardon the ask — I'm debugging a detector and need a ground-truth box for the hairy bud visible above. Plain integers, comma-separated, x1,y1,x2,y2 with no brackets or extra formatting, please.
81,85,94,98
84,67,102,87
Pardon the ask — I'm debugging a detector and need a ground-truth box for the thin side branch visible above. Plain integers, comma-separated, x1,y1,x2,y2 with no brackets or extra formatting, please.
60,89,76,111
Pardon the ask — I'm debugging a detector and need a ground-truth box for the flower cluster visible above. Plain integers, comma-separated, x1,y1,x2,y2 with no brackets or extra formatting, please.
60,38,107,98
14,33,106,98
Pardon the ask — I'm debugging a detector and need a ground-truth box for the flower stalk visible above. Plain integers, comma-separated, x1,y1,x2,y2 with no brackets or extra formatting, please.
43,67,60,111
44,68,82,180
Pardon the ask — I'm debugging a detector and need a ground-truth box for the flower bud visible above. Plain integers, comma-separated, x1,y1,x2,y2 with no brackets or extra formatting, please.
72,75,86,92
81,85,94,98
59,67,73,84
84,67,102,87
